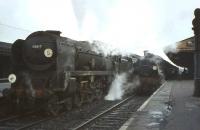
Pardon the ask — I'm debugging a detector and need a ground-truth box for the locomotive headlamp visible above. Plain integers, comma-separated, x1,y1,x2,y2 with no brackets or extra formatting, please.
44,48,53,58
153,66,157,70
8,74,16,83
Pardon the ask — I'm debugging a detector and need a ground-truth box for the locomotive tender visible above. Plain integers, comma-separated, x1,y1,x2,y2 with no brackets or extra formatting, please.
8,30,136,114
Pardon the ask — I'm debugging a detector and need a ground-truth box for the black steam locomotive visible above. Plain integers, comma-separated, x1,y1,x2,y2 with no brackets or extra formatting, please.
8,31,136,114
6,30,163,114
133,54,162,95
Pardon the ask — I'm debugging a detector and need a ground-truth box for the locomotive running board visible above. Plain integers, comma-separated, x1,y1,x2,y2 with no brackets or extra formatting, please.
69,71,114,76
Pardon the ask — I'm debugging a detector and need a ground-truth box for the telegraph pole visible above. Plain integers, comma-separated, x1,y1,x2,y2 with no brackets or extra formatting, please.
193,8,200,96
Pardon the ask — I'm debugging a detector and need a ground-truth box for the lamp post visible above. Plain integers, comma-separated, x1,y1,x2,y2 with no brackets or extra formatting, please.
193,8,200,96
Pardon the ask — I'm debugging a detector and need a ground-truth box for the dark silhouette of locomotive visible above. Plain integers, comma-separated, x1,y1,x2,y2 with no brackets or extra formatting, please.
8,31,136,114
134,57,161,95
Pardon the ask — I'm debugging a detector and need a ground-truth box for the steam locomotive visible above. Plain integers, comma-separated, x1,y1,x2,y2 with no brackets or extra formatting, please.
133,53,162,95
6,30,163,115
7,31,137,114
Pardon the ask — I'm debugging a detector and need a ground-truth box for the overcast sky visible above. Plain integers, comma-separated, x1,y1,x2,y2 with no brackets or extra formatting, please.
0,0,199,59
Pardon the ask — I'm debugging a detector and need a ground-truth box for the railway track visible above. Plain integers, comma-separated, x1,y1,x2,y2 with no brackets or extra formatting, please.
0,96,146,130
72,95,146,130
0,112,51,130
27,98,120,130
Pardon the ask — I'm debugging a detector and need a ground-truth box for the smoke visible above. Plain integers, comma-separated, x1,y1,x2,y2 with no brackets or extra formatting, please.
123,75,140,95
104,73,140,101
70,0,199,57
164,42,179,54
90,40,120,56
1,0,199,61
146,55,163,65
90,41,109,55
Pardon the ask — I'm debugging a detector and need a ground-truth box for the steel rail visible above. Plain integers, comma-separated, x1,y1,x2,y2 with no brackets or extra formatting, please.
0,111,34,123
15,117,51,130
0,111,49,130
72,96,133,130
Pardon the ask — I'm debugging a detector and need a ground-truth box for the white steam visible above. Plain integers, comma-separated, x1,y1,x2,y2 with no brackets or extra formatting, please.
178,67,185,75
1,0,199,60
104,73,140,101
123,75,140,94
164,42,179,54
90,40,120,56
104,73,127,101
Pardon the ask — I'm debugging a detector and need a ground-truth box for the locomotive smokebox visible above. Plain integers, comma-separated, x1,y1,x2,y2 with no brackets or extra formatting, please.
193,8,200,96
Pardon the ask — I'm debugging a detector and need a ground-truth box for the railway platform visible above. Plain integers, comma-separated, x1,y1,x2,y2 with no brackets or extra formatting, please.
119,80,200,130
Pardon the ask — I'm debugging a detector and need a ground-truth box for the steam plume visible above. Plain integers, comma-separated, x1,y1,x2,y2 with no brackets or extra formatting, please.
164,42,179,54
104,73,127,101
104,73,141,101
